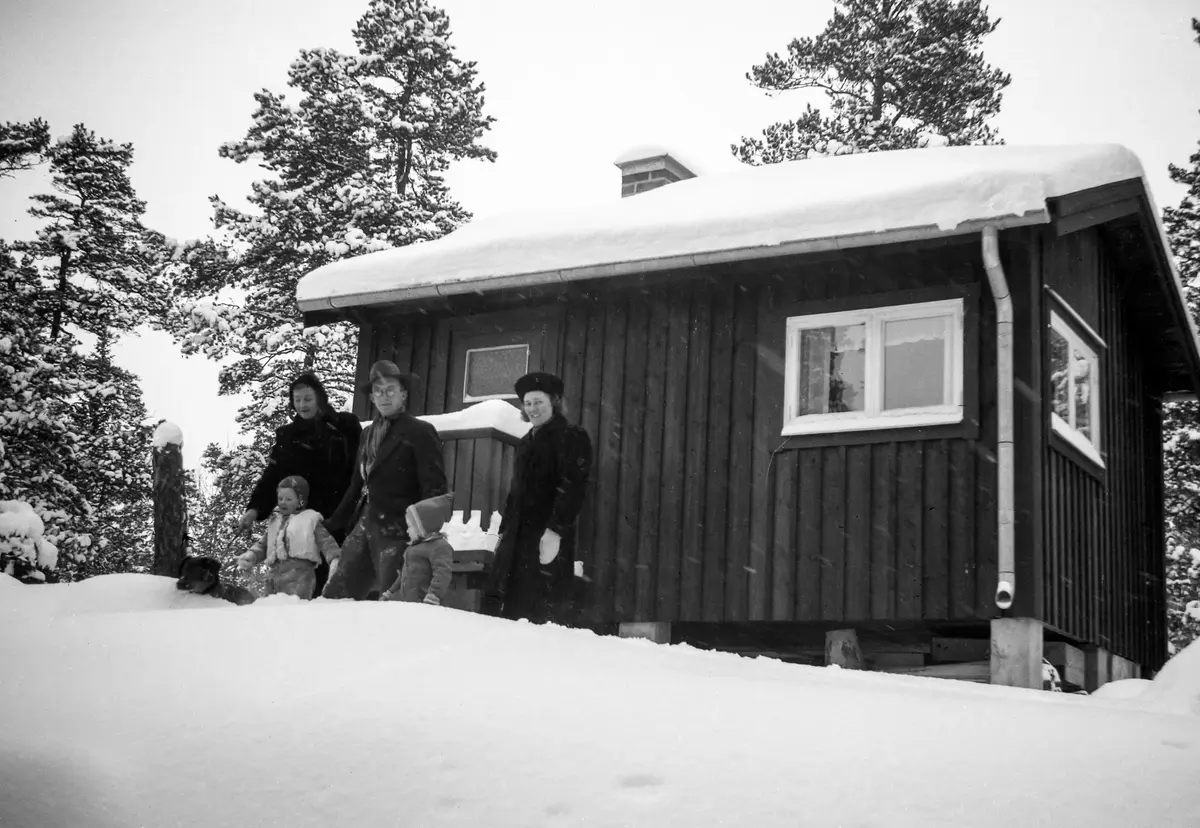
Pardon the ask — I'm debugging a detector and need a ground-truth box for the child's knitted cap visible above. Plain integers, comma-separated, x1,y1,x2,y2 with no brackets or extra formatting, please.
277,475,310,505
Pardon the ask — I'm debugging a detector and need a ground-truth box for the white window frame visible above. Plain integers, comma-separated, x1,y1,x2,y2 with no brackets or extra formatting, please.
782,298,965,436
462,343,529,403
1048,310,1103,467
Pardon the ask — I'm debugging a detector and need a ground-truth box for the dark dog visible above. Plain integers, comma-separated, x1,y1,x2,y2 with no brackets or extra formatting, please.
176,556,257,606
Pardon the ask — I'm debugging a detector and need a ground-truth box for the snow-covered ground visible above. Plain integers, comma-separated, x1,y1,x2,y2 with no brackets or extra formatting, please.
2,572,1199,828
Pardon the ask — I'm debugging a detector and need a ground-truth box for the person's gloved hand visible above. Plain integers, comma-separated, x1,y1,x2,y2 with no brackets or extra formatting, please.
423,593,441,606
237,509,257,532
379,589,395,601
538,529,561,565
236,552,256,572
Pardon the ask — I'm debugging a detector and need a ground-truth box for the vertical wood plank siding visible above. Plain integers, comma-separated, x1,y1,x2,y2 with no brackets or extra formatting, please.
360,229,1162,665
1043,228,1168,669
364,241,1000,625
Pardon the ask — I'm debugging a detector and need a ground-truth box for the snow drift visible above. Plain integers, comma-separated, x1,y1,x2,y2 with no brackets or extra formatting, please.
2,572,1199,827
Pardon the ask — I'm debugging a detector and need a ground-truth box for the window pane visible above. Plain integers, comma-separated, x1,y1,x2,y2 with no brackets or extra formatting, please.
797,324,866,415
465,345,529,398
883,316,948,410
1072,348,1092,440
1049,328,1070,422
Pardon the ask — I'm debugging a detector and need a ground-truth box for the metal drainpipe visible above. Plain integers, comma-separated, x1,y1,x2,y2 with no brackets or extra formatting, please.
981,225,1015,611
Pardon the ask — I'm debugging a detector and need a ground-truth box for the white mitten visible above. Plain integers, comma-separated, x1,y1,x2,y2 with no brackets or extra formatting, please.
236,552,256,572
574,560,584,579
538,530,561,565
423,593,441,606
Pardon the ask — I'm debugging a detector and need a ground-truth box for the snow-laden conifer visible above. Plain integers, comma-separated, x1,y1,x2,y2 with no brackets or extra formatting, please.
1161,17,1200,655
735,0,1010,164
165,0,496,461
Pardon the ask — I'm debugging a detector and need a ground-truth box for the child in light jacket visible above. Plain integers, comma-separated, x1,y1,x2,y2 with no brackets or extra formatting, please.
237,475,341,599
381,492,455,605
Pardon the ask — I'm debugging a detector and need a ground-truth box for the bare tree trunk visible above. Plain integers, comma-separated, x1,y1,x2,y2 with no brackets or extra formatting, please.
50,252,71,342
151,442,187,576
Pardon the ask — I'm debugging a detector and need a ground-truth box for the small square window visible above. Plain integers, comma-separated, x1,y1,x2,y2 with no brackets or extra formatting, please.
464,344,529,402
1049,310,1102,466
783,298,964,436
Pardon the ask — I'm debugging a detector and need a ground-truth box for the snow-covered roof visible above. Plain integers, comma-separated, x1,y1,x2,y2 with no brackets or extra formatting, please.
297,143,1152,313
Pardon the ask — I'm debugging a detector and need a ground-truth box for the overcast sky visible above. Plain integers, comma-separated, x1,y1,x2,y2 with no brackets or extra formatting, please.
2,0,1198,468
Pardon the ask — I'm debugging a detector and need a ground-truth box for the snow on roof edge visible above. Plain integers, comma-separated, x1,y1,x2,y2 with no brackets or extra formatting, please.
299,144,1154,314
298,210,1048,314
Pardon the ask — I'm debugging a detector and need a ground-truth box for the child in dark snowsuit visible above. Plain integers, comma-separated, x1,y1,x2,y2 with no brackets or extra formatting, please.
381,492,455,606
237,475,341,599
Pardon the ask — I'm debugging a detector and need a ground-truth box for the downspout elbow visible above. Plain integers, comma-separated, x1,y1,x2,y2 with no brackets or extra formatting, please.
981,226,1016,612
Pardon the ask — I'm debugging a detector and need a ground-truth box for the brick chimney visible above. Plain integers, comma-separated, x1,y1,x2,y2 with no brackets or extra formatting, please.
614,147,697,197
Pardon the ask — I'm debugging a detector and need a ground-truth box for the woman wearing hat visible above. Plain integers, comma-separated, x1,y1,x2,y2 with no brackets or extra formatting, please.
485,371,593,625
322,361,448,600
239,371,362,596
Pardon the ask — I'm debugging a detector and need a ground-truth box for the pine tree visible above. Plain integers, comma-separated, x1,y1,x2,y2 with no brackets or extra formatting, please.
0,118,49,178
0,242,90,580
166,0,496,456
17,124,168,342
735,0,1010,164
1160,17,1200,655
1,125,165,579
67,333,154,579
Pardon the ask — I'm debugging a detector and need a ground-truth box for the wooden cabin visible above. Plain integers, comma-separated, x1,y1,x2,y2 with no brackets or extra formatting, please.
298,144,1200,691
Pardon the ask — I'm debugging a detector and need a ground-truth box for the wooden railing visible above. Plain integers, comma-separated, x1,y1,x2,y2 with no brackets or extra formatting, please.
435,425,521,611
437,424,521,535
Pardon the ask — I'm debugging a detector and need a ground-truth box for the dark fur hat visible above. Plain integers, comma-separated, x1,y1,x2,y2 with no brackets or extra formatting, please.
514,371,564,400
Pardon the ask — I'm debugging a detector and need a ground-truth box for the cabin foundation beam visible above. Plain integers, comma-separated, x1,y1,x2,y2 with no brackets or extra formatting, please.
1083,647,1142,690
1085,646,1110,691
1044,641,1086,689
989,618,1043,689
1109,652,1141,682
619,622,672,644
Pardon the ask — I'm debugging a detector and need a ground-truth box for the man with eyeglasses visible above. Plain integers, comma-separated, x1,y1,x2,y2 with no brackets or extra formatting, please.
323,361,448,600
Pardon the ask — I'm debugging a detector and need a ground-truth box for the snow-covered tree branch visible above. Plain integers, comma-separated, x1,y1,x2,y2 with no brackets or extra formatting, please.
735,0,1010,164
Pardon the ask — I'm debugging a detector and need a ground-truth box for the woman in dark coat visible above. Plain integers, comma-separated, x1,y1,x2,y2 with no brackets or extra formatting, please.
485,371,593,625
322,361,448,601
239,371,361,596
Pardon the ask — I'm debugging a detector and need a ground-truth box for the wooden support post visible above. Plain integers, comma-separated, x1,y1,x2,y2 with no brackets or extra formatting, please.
825,629,864,669
989,618,1042,689
618,622,671,644
1044,641,1086,688
1085,647,1110,692
1109,653,1140,681
151,432,187,578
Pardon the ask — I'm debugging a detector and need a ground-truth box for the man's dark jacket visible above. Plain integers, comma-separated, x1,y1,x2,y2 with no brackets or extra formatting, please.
327,412,447,537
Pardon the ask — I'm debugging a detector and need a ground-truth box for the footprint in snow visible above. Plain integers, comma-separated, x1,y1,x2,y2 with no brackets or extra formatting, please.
616,773,666,800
